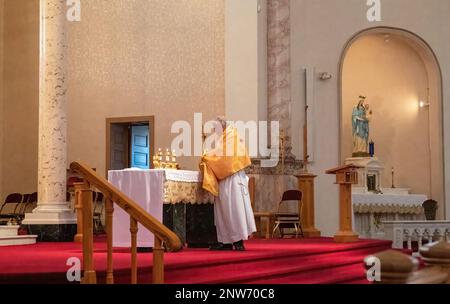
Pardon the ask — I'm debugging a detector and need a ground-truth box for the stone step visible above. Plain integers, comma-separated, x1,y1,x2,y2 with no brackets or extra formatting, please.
0,225,20,237
0,235,38,246
0,225,38,246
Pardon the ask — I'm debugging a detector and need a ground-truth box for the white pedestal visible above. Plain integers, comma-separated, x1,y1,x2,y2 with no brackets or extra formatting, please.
21,203,77,242
345,157,384,192
22,202,76,225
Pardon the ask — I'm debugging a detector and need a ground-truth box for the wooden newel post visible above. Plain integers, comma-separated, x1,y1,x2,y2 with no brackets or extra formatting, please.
73,182,85,243
105,198,114,284
295,173,321,237
153,237,165,284
80,181,97,284
326,165,361,243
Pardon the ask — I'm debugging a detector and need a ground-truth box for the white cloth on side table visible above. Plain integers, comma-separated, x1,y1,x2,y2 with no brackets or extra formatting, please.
108,169,165,248
214,170,257,244
108,169,204,247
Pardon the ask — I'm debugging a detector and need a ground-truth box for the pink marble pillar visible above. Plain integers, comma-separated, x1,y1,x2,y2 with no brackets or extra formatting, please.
267,0,293,157
23,0,75,238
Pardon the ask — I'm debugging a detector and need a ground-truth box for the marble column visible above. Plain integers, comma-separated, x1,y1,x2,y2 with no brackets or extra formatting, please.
22,0,76,241
267,0,294,158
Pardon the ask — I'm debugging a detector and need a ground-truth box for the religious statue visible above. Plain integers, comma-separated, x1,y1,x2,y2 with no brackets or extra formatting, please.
352,96,372,157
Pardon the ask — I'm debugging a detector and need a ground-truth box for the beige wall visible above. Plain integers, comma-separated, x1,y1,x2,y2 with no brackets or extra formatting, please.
290,0,450,236
342,34,438,199
1,0,39,201
225,0,267,127
67,0,225,174
0,0,225,201
0,0,4,201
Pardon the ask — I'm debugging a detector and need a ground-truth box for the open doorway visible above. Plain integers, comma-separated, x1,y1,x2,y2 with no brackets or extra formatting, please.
106,116,155,175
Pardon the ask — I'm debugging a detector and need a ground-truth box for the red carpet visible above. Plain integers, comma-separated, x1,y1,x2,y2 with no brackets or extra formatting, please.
0,237,391,284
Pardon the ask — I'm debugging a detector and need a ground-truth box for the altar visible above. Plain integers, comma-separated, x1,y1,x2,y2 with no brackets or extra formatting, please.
345,157,427,239
353,192,426,238
108,169,216,248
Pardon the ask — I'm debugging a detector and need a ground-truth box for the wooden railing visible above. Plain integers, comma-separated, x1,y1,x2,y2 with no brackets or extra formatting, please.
70,162,182,284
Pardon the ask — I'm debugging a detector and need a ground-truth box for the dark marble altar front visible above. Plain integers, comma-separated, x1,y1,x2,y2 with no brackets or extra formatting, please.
163,203,217,248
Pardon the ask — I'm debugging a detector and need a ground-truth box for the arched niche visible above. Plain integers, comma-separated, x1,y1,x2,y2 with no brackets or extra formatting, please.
338,27,445,218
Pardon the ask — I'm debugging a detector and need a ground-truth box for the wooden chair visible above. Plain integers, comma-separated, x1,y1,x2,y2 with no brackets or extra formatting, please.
93,192,105,233
272,190,304,238
14,194,31,220
0,193,23,221
21,192,38,215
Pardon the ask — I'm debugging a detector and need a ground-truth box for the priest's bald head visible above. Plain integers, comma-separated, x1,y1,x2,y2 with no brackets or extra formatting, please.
216,116,227,129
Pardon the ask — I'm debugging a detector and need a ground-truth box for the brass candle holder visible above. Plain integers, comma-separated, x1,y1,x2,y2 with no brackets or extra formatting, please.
152,148,179,170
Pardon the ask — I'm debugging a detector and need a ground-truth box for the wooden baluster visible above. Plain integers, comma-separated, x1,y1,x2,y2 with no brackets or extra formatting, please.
81,182,97,284
130,217,138,284
105,198,114,284
73,182,85,243
153,236,164,284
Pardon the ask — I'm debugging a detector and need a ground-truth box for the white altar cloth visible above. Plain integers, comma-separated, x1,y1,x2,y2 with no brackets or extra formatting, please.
353,193,427,208
109,169,165,247
122,168,201,183
108,169,202,247
352,193,427,239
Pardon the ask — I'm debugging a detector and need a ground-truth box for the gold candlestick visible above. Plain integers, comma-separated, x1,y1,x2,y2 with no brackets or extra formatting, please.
280,130,285,174
391,167,396,188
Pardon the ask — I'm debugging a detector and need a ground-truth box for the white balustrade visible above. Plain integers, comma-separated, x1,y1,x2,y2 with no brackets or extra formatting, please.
384,221,450,253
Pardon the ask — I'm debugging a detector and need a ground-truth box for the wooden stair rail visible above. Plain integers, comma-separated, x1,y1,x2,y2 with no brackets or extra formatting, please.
70,161,182,284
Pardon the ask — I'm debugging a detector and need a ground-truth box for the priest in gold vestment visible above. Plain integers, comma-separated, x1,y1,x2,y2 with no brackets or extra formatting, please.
200,117,256,251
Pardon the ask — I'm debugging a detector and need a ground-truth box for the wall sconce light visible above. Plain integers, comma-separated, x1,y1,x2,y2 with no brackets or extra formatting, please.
419,101,430,108
419,88,431,108
319,72,332,81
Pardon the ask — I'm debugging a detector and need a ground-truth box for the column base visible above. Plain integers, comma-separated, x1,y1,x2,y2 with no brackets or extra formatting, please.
302,227,321,238
22,202,77,242
334,231,359,243
25,224,77,242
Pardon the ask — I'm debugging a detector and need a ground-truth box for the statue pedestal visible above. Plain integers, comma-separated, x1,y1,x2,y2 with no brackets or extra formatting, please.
345,157,384,193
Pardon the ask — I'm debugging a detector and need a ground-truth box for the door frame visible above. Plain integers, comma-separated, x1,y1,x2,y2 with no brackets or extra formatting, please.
106,116,155,177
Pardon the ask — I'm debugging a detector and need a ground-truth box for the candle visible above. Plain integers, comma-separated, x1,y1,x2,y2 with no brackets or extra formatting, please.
369,140,375,157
